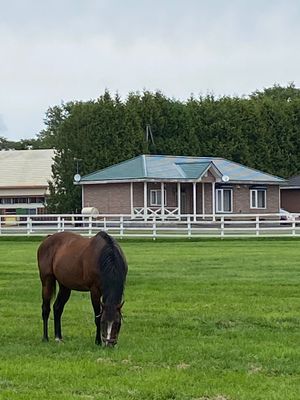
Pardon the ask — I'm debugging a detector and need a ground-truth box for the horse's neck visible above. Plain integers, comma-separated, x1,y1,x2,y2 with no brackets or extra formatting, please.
104,292,121,305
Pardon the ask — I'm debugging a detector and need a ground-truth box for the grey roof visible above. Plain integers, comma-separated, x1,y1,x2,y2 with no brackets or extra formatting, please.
80,155,285,184
282,175,300,187
0,149,54,187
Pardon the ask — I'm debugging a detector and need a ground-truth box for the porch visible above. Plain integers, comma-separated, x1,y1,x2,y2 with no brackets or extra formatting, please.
130,181,218,220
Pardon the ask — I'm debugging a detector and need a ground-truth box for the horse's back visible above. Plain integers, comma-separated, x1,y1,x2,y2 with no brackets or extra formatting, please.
37,232,86,278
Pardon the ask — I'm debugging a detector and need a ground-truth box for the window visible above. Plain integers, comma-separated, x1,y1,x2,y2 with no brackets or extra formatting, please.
150,190,167,206
29,197,45,204
12,197,28,204
250,189,266,209
0,197,45,205
216,188,233,213
1,198,13,204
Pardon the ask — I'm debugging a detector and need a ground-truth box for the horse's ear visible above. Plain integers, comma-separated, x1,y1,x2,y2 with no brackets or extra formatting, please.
117,301,125,310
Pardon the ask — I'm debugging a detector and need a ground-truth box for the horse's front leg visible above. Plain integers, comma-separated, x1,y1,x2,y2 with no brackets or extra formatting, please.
90,287,102,345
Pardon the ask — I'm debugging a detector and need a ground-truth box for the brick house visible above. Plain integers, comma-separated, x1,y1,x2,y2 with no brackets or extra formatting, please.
78,155,285,219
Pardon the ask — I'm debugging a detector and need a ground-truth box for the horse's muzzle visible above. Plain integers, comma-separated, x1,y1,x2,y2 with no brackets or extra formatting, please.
102,338,117,348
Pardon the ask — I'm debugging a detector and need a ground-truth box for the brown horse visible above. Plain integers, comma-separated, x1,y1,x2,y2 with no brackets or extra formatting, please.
37,231,128,347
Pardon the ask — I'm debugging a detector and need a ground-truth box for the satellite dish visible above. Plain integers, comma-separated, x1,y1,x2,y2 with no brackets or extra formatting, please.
221,175,229,183
74,174,81,183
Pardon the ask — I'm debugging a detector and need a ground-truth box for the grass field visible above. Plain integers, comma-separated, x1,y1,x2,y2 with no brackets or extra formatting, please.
0,237,300,400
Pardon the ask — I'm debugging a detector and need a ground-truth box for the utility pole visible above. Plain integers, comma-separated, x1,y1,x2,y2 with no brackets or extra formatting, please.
145,124,155,145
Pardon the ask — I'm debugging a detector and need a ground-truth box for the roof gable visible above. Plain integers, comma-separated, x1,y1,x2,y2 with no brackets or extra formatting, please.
176,162,212,179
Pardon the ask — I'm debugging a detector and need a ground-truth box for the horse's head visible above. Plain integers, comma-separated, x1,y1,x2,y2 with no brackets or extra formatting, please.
100,301,124,347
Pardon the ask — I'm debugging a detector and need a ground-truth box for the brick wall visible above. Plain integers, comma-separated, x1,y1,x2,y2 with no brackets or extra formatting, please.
83,182,280,214
233,185,279,213
201,170,216,183
83,183,131,214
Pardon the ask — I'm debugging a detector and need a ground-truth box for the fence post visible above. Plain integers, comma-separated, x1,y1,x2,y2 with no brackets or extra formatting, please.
153,216,157,240
88,216,92,236
0,216,2,235
26,216,31,235
103,216,107,232
292,220,296,237
61,218,65,232
187,215,191,238
221,216,225,238
57,216,61,232
256,216,260,236
120,215,124,238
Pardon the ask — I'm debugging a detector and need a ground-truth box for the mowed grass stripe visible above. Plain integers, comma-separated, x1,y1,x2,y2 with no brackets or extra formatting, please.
0,239,300,399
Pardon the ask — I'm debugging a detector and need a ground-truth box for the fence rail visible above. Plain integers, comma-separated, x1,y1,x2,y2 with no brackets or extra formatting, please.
1,213,300,238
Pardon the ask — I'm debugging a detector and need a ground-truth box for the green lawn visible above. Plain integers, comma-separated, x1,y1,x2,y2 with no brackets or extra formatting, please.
0,238,300,400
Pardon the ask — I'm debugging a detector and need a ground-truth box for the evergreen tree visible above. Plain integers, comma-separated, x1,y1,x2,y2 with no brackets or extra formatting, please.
37,84,300,213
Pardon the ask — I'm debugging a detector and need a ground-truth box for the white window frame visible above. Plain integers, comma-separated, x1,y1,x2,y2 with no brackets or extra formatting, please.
250,189,266,209
150,189,167,206
216,188,233,213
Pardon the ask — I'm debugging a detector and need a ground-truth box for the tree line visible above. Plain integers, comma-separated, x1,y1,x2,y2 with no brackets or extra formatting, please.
2,84,300,213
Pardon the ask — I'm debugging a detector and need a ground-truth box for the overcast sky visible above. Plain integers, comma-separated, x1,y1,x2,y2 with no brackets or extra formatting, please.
1,0,299,140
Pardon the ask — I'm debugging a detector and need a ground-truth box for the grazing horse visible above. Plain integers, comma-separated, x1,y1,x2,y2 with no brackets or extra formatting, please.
37,231,128,347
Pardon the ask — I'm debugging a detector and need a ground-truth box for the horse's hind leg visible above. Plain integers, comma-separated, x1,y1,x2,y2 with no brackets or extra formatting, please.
41,277,55,342
53,284,71,342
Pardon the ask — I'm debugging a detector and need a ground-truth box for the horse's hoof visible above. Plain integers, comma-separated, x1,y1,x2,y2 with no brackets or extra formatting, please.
55,338,64,343
42,337,49,343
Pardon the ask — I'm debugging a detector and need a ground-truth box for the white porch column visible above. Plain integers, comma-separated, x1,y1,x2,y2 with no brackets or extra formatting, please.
161,182,165,219
130,182,134,217
202,183,205,218
177,182,181,218
144,181,148,220
212,182,215,221
193,182,197,221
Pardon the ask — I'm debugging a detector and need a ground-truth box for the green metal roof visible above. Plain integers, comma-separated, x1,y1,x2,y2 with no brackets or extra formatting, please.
82,156,145,181
80,155,285,183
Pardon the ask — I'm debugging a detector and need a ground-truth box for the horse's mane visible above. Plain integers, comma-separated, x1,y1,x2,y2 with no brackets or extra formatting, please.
97,231,127,305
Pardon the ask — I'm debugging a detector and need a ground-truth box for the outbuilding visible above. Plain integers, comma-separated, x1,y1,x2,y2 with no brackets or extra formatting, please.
280,175,300,213
0,149,54,215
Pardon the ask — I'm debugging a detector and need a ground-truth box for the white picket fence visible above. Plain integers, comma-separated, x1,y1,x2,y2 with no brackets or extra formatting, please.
0,213,300,238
